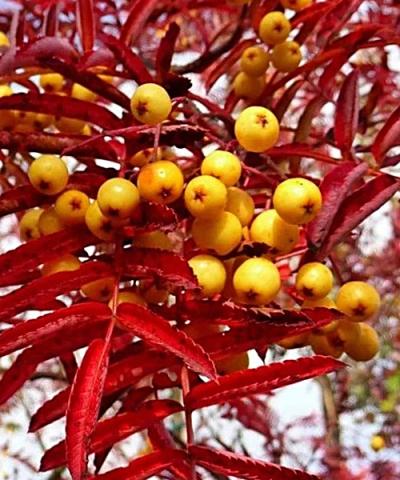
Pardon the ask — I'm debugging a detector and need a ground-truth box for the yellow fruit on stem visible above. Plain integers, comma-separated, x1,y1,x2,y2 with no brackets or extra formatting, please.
81,276,115,302
137,160,184,204
42,254,80,276
192,211,242,255
38,207,65,235
370,435,385,452
97,178,140,219
233,257,281,305
28,155,69,196
19,208,43,241
184,175,227,218
40,73,64,92
336,281,381,321
112,290,147,308
240,46,270,76
189,254,227,297
85,201,118,242
131,83,172,126
309,333,343,358
56,117,86,134
271,41,302,73
336,320,361,348
226,187,255,226
277,333,308,349
128,147,173,167
216,352,249,374
273,177,322,225
71,83,97,102
296,262,333,299
250,209,299,255
134,231,173,250
232,72,265,101
235,106,280,153
55,189,90,226
344,323,379,361
258,12,291,46
201,150,242,187
281,0,312,11
140,283,169,304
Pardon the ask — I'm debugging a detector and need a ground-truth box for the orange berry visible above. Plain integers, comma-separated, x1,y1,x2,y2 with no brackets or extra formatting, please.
42,254,80,276
137,161,184,204
277,333,308,349
344,323,379,362
81,276,115,302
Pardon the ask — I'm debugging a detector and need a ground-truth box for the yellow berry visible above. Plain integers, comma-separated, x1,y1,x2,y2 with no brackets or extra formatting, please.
271,41,302,73
56,117,86,134
281,0,312,11
277,333,308,349
258,12,291,46
19,208,43,241
42,254,80,276
130,83,172,126
85,201,118,242
184,175,227,218
235,106,280,153
55,189,90,226
225,187,254,226
216,352,249,375
40,73,64,92
250,209,299,255
370,435,385,452
309,333,343,358
112,290,147,308
336,281,380,321
28,155,69,196
336,320,361,348
201,150,242,187
192,211,242,255
71,83,97,102
0,32,10,47
97,178,140,219
302,297,338,334
233,72,265,101
240,46,270,76
189,254,227,297
128,147,173,167
134,231,173,250
139,284,169,304
273,178,322,225
296,262,333,299
81,276,115,302
233,257,281,305
344,323,379,361
137,160,184,204
38,207,65,235
0,85,13,97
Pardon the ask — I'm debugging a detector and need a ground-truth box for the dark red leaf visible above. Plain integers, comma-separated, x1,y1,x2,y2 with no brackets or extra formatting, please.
267,143,337,164
334,70,360,153
156,22,180,79
306,162,368,248
372,105,400,164
120,0,160,46
317,174,400,259
91,449,188,480
190,445,321,480
273,80,305,122
117,303,217,380
76,0,95,53
66,339,109,480
186,356,344,411
40,400,182,471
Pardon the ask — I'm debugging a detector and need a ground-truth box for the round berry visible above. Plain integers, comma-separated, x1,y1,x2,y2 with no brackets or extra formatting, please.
281,0,312,11
131,83,172,126
233,72,265,101
134,231,173,250
0,85,13,97
55,189,90,226
273,178,322,225
81,276,115,302
258,12,291,46
128,147,173,168
201,150,242,187
38,207,65,235
296,262,333,299
139,283,169,304
336,281,380,321
56,117,86,134
250,209,299,255
344,323,379,361
233,257,281,305
271,41,302,73
240,46,270,76
113,290,147,308
309,333,343,358
42,254,80,276
40,73,64,92
370,435,385,452
216,352,249,375
71,83,97,102
137,160,184,204
189,254,227,297
184,175,227,218
225,187,255,226
28,155,69,195
336,320,361,348
235,106,280,153
19,208,43,241
97,178,140,219
85,201,118,241
192,211,242,255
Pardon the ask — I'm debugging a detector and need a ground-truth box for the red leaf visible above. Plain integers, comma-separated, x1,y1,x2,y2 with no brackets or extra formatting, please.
76,0,95,53
120,0,160,46
122,248,197,289
267,143,337,164
40,400,182,471
186,356,344,411
334,70,360,153
66,339,109,480
0,227,96,288
372,105,400,164
273,80,305,122
190,445,320,480
156,22,180,79
91,449,188,480
117,303,217,380
0,93,122,129
306,162,368,248
0,261,112,322
317,174,400,259
0,302,110,358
